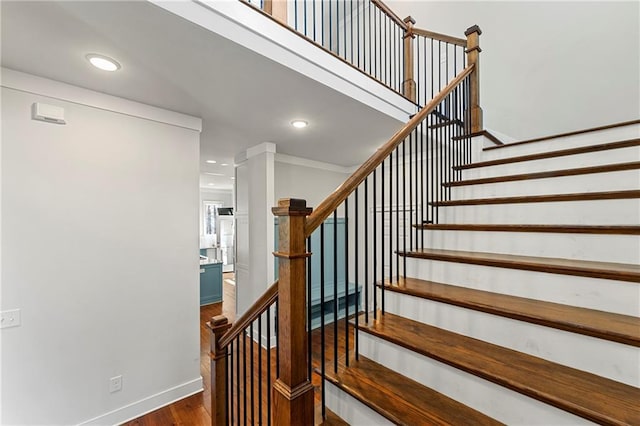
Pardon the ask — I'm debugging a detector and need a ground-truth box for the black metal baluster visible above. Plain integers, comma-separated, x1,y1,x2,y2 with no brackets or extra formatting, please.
243,330,247,426
356,0,360,68
250,322,255,424
414,128,419,246
275,300,279,378
344,196,349,366
408,132,413,250
294,0,298,30
343,0,347,60
381,158,385,313
382,15,391,86
335,0,339,56
266,308,271,426
431,107,436,224
373,167,377,319
364,177,369,323
320,223,326,419
389,145,393,284
303,0,307,37
230,340,234,425
395,145,400,279
236,335,240,425
258,314,263,425
420,120,424,249
329,0,332,52
333,209,338,374
367,0,372,74
373,6,377,80
354,186,360,360
416,35,421,106
402,137,407,277
307,236,312,379
350,0,354,64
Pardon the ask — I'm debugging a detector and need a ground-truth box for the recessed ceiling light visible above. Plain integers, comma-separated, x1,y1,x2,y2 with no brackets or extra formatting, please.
86,54,121,71
230,177,235,180
291,120,308,129
204,172,224,176
220,163,229,166
206,160,217,164
208,183,215,186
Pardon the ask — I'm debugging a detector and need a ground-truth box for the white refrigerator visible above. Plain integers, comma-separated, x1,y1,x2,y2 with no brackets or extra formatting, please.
217,208,234,272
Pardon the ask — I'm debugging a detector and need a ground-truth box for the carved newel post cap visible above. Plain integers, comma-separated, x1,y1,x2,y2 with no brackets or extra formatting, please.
403,15,416,25
211,315,228,326
273,198,313,216
465,25,482,36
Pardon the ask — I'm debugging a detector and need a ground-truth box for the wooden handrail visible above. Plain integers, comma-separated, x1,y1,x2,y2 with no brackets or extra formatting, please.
219,280,279,348
305,64,475,237
413,27,467,47
371,0,408,30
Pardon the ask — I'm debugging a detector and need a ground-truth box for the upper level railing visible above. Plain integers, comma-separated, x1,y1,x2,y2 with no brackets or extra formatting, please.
207,1,483,423
239,0,484,131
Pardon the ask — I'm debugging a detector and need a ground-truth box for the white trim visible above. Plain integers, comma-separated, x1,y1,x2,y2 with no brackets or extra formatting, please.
150,0,415,123
78,377,203,426
275,153,352,174
1,67,202,132
246,142,277,159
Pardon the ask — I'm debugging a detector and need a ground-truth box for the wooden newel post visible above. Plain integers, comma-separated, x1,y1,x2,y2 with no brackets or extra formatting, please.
403,16,417,102
465,25,483,133
208,315,232,426
271,198,314,425
264,0,288,24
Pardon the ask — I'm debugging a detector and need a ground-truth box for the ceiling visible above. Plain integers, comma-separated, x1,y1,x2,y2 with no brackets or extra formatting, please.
1,1,404,190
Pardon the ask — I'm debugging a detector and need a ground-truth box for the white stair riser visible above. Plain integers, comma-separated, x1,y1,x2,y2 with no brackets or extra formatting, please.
383,291,639,387
481,124,640,161
404,257,640,316
422,230,640,264
359,333,595,425
462,146,640,180
324,381,393,426
438,199,640,225
451,169,640,199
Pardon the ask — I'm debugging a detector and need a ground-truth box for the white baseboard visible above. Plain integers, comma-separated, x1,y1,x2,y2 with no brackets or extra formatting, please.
78,377,204,426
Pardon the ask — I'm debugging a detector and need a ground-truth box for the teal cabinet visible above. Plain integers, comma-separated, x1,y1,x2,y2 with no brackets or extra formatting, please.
200,262,222,305
275,217,360,328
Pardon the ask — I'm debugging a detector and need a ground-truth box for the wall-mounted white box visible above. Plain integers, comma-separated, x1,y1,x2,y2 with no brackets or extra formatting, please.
32,102,66,124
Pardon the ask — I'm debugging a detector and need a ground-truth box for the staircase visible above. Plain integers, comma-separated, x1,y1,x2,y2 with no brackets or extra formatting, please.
323,121,640,425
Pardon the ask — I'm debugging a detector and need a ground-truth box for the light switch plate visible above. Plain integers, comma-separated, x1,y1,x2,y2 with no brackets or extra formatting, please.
1,309,21,329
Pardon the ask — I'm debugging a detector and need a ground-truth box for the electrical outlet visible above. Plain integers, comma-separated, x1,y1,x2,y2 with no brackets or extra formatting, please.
1,309,21,329
109,375,123,393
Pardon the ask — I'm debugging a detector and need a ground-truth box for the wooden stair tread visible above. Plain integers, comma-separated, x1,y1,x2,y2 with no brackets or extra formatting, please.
358,312,640,425
415,223,640,235
454,138,640,170
323,356,502,426
443,161,640,187
318,408,348,426
483,119,640,152
430,189,640,206
398,248,640,283
382,277,640,346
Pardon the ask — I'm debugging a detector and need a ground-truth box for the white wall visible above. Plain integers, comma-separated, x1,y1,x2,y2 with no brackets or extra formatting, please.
386,1,640,140
1,79,201,425
274,160,350,209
